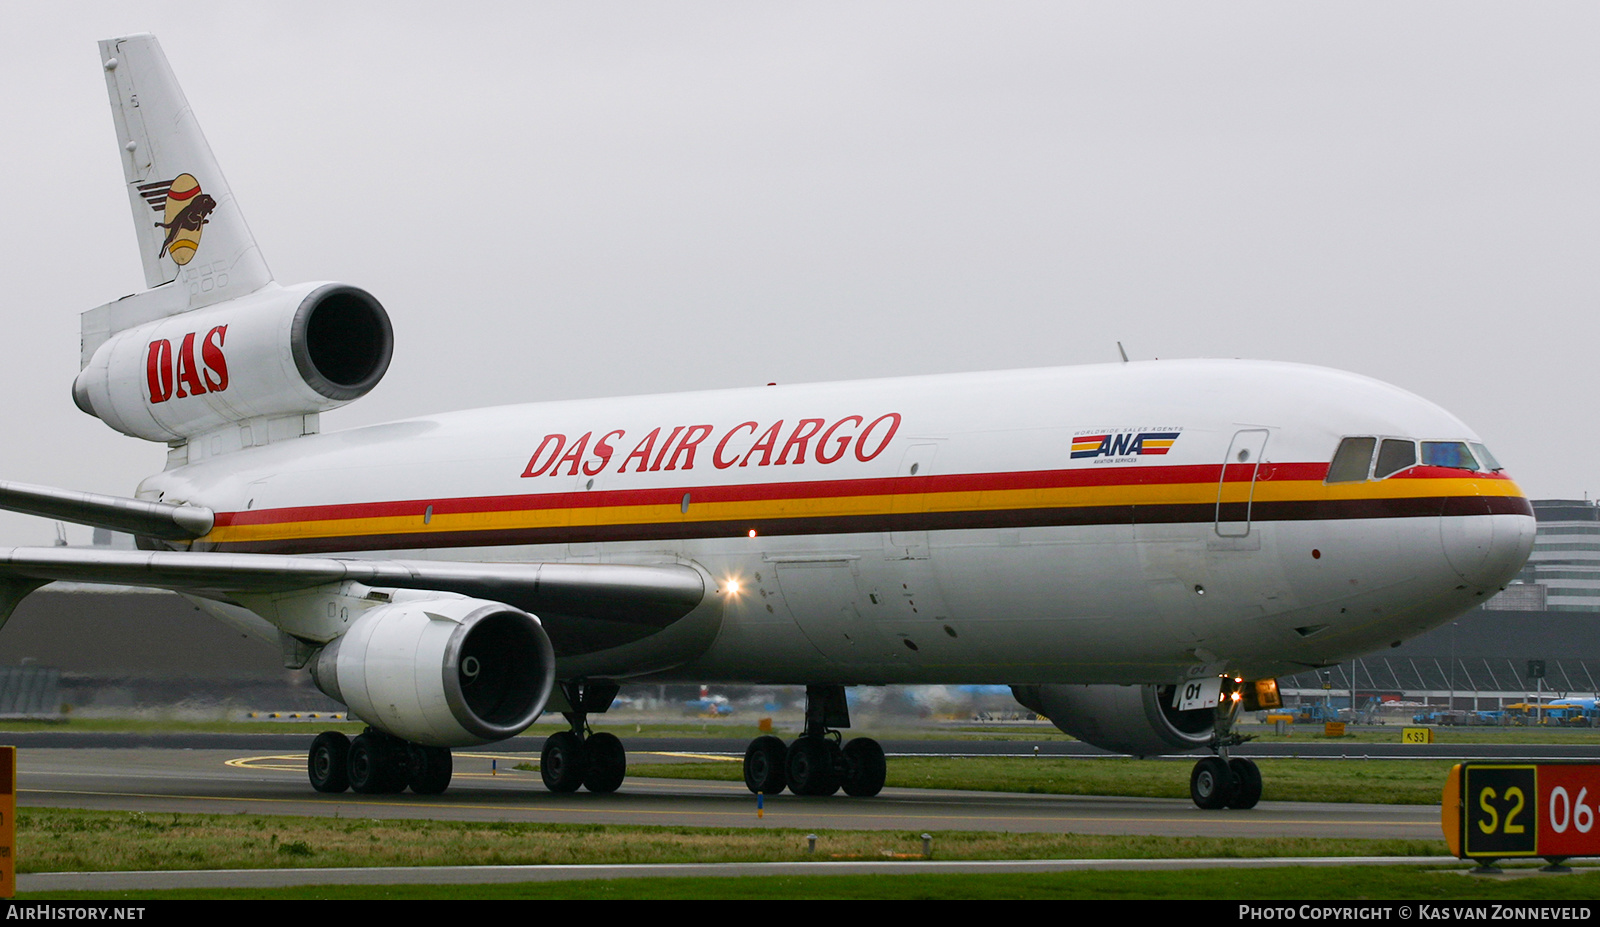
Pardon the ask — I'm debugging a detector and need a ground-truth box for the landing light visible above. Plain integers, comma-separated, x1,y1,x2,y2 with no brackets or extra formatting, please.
725,579,742,595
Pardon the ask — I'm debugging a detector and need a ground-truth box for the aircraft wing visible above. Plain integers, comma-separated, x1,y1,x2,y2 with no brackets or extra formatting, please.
0,546,705,633
0,480,708,655
0,480,212,540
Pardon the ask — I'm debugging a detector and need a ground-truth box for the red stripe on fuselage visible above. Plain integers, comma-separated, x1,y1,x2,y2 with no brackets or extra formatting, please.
209,461,1517,529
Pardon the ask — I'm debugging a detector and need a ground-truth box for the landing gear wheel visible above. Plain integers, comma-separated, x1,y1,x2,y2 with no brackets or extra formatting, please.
1226,757,1262,810
787,737,842,796
348,733,406,794
1190,756,1237,810
308,731,350,793
841,737,887,797
744,735,788,794
541,731,589,793
406,744,453,795
583,732,627,793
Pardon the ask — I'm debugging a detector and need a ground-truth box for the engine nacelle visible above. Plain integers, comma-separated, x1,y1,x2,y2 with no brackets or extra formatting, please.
73,281,392,442
1011,684,1213,757
311,593,555,748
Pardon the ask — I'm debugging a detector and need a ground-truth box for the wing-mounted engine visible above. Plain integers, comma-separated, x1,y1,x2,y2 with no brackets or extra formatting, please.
73,281,393,444
1010,683,1213,757
311,592,556,748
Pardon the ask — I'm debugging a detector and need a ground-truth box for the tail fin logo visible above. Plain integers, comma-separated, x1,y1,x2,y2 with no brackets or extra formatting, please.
144,173,217,266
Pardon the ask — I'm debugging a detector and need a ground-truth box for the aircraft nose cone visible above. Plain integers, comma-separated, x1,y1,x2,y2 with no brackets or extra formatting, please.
1440,498,1535,591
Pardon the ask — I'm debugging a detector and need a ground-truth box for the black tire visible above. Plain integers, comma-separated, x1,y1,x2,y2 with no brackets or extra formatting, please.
407,744,453,795
841,737,887,797
1226,757,1262,810
744,735,788,794
541,731,589,793
819,739,844,795
787,737,841,796
308,731,350,793
583,732,627,794
1190,756,1236,810
348,733,405,794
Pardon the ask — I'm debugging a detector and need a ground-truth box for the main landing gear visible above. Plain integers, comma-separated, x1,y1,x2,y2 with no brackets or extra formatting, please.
1188,679,1262,811
742,685,887,798
539,680,627,794
307,728,454,795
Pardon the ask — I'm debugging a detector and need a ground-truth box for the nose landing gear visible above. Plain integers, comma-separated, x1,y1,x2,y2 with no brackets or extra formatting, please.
1188,678,1262,810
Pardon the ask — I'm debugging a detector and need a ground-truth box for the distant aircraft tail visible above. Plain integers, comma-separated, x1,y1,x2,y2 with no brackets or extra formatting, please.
98,34,273,302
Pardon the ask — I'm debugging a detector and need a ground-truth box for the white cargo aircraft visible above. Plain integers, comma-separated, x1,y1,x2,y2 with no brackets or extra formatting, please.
0,36,1534,809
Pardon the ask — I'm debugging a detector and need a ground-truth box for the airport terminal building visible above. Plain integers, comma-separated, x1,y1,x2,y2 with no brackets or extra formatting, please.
1278,498,1600,710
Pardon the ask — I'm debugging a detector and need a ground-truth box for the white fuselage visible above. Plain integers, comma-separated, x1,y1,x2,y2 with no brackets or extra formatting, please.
137,358,1535,688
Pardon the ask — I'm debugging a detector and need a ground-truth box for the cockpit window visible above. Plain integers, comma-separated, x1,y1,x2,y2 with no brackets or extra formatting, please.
1421,441,1478,470
1373,439,1417,479
1326,436,1376,483
1328,435,1499,482
1469,442,1503,471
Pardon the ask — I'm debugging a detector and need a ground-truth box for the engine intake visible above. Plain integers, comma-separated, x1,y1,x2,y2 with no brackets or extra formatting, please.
291,284,392,402
312,594,555,747
1011,683,1213,757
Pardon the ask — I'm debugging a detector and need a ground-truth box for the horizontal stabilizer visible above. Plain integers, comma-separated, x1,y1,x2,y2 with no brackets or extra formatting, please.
0,481,213,540
0,547,705,635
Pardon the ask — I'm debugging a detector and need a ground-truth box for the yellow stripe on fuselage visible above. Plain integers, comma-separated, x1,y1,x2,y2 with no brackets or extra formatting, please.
201,475,1523,545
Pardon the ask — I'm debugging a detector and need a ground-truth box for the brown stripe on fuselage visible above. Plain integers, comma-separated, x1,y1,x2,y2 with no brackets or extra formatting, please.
200,493,1533,554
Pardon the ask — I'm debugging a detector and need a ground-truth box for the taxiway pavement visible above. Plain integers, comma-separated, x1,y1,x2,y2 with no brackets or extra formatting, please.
17,742,1441,840
14,733,1574,892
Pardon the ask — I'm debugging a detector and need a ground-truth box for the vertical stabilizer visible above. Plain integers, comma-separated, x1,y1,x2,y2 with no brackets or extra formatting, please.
99,34,273,308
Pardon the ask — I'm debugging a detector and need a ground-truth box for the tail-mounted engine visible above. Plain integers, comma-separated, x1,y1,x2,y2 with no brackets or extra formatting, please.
73,281,393,443
1011,683,1213,757
310,594,555,748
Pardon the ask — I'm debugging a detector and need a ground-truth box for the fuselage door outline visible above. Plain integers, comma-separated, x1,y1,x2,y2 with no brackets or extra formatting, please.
1215,428,1270,538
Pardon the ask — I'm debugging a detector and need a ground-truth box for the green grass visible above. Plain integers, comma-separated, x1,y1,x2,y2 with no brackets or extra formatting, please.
0,718,363,734
5,713,1598,745
21,866,1600,901
19,808,1600,900
0,717,793,739
5,715,1596,745
1237,726,1600,746
8,719,1591,898
15,808,1447,874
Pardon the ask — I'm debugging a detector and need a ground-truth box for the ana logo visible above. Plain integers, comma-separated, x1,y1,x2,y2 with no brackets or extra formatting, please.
147,326,229,404
137,173,217,266
1071,429,1181,461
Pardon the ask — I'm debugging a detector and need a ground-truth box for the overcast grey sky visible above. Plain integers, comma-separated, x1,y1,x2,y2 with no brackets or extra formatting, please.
2,3,1596,544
